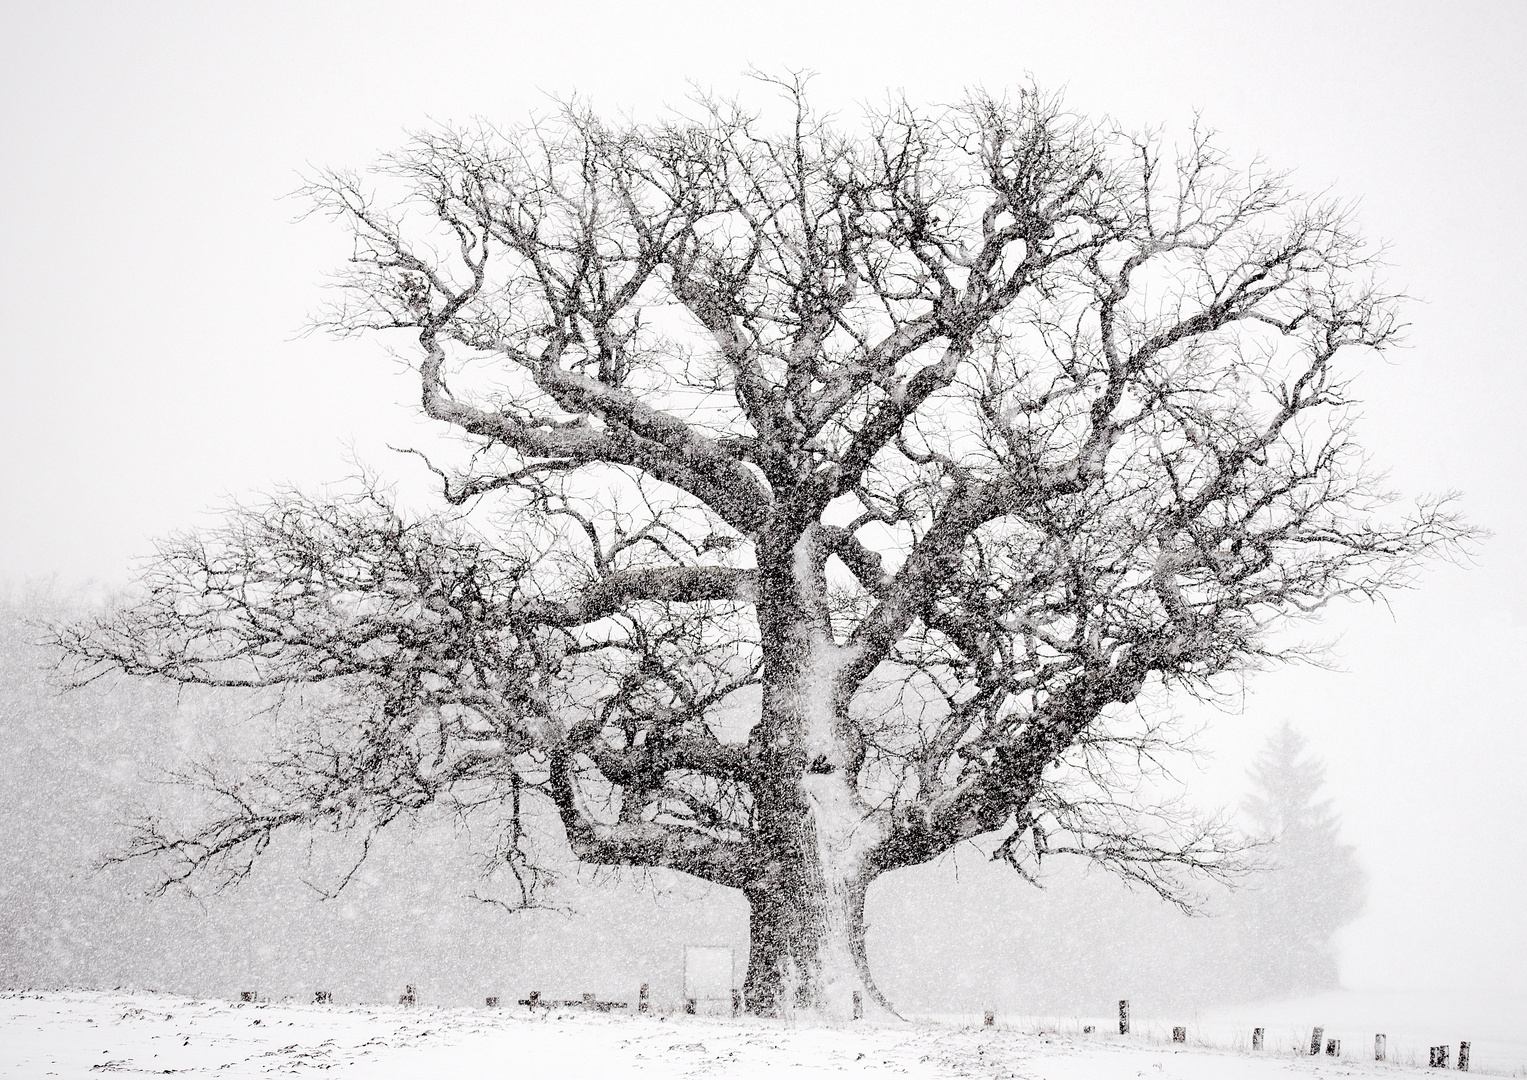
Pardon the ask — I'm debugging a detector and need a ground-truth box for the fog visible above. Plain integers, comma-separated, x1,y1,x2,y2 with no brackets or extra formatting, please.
2,0,1524,1024
0,589,1365,1014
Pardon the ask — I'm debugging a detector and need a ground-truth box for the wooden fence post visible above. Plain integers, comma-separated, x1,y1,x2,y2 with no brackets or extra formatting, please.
1309,1027,1324,1055
1326,1038,1340,1056
1172,1027,1186,1043
638,983,649,1014
1376,1034,1386,1061
1252,1027,1264,1051
685,998,696,1015
1459,1041,1470,1072
1118,999,1130,1035
1430,1045,1449,1068
313,990,331,1005
399,985,416,1007
733,989,742,1018
527,990,541,1011
852,992,862,1020
239,991,257,1003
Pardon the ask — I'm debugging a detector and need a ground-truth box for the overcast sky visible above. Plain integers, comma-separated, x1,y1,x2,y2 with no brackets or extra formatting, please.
2,0,1524,999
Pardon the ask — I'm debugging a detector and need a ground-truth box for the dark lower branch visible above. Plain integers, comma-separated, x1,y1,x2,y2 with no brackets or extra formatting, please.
517,566,757,627
561,817,757,889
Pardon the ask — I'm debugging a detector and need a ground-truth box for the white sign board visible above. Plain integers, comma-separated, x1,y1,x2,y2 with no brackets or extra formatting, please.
683,945,735,1000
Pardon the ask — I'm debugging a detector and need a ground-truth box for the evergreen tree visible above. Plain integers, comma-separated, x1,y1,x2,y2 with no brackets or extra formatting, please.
1232,723,1366,997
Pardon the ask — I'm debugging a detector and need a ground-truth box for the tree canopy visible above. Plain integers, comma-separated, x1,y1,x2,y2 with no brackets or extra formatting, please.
61,77,1464,1017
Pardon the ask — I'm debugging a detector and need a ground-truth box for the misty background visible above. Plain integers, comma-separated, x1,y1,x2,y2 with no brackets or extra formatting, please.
2,0,1524,1031
0,585,1364,1014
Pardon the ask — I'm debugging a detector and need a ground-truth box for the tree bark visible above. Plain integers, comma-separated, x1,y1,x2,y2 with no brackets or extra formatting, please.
739,525,898,1018
741,828,895,1020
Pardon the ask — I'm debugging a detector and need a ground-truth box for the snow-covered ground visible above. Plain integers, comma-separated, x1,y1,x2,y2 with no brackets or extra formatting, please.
1196,988,1527,1075
3,990,1521,1079
918,988,1527,1077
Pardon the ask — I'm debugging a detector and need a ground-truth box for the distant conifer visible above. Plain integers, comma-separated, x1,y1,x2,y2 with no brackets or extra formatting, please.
1232,723,1367,997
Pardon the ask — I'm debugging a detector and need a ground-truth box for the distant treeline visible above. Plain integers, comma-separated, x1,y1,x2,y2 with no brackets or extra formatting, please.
0,587,1363,1011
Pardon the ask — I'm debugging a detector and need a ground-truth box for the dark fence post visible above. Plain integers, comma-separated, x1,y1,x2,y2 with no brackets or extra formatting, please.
1459,1041,1470,1072
313,990,331,1005
1252,1027,1264,1051
1118,999,1130,1035
638,983,649,1014
984,1010,995,1027
527,990,541,1011
1376,1034,1386,1061
852,991,862,1020
239,991,257,1003
732,989,742,1018
1326,1038,1340,1056
1309,1027,1324,1055
685,998,696,1015
1430,1045,1450,1068
399,985,416,1007
1172,1027,1186,1043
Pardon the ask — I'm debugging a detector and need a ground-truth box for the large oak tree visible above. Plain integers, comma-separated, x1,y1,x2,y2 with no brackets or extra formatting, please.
63,79,1462,1018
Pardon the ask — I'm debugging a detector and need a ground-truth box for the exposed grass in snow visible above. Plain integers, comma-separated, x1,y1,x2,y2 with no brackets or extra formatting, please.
2,990,1522,1078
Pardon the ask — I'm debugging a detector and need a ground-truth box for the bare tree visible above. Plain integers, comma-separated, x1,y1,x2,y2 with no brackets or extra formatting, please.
60,78,1465,1018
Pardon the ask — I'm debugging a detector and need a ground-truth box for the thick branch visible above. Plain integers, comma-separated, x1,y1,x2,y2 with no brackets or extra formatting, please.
517,566,757,627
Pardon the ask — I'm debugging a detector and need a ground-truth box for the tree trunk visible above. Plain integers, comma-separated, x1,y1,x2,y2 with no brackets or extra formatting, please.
741,525,897,1019
742,879,895,1018
741,791,896,1020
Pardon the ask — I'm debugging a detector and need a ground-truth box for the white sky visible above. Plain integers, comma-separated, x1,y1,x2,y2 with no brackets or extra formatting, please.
2,0,1524,997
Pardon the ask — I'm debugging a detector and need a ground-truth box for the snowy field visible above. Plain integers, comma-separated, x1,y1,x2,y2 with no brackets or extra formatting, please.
917,987,1527,1077
3,990,1523,1079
